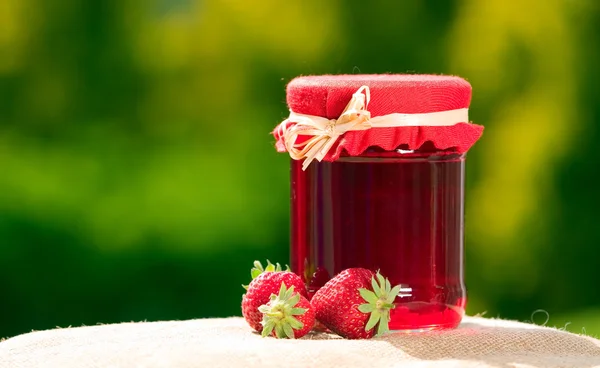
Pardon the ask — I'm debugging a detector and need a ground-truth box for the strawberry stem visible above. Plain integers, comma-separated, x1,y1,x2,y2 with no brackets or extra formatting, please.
265,311,284,319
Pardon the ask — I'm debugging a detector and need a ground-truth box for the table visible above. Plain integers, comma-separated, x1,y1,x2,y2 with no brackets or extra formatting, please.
2,316,600,367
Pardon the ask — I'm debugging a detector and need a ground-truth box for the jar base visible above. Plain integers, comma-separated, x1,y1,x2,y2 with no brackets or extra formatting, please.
388,301,465,332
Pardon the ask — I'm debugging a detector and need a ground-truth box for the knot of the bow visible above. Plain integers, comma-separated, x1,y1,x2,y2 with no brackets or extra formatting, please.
279,86,372,171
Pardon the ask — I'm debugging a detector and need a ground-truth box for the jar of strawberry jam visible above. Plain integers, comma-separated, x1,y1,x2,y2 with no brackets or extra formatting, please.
272,75,483,331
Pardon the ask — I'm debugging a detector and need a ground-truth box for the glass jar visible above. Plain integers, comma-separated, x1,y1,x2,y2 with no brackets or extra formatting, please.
290,149,466,331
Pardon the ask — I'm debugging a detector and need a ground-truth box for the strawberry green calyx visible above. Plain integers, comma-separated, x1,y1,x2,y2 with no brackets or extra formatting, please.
242,260,290,290
357,272,402,336
258,283,306,339
251,260,289,278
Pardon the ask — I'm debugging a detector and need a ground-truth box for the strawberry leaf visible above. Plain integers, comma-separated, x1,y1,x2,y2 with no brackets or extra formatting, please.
243,260,289,290
377,312,390,336
358,303,375,313
261,319,276,337
359,288,378,304
291,308,306,315
283,323,294,339
251,268,262,279
288,316,304,329
376,273,386,290
275,324,286,338
387,285,402,303
371,277,381,295
258,305,270,313
288,293,300,306
278,282,287,297
365,310,381,332
265,260,277,272
253,260,265,272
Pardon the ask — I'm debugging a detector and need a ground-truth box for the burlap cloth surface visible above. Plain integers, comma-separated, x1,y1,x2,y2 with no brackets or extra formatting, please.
1,316,600,368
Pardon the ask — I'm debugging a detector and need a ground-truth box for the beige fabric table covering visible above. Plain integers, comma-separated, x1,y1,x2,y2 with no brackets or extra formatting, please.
2,316,600,367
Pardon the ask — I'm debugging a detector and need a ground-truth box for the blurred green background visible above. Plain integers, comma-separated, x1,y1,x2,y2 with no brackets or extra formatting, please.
1,0,599,338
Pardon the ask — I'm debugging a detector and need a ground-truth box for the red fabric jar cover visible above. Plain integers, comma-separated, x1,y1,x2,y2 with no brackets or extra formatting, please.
272,74,483,162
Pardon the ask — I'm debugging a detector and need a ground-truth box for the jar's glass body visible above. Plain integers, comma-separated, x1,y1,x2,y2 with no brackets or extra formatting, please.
290,151,466,331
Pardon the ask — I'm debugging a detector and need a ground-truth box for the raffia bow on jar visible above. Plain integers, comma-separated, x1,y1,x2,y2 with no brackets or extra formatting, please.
273,85,476,170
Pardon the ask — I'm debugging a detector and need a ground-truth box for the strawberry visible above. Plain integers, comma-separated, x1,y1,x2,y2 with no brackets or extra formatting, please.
258,283,315,339
311,268,403,339
241,261,308,333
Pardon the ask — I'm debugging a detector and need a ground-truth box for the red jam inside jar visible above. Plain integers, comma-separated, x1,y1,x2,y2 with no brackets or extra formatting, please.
290,149,466,331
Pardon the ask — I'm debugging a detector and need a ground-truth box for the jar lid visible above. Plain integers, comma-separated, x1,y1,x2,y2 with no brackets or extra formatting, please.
272,74,483,169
